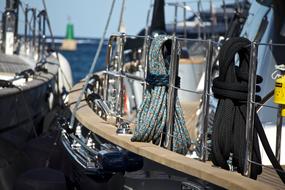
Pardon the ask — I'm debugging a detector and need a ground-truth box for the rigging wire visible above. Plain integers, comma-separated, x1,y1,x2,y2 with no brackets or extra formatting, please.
70,0,116,128
42,0,55,49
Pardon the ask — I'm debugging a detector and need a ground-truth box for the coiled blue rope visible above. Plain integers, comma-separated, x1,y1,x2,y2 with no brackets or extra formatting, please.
131,35,191,155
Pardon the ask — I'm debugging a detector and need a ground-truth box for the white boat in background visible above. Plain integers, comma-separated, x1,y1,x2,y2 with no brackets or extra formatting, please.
0,0,73,144
0,0,72,189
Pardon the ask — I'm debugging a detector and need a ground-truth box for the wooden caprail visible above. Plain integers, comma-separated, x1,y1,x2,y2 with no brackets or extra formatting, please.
69,81,276,190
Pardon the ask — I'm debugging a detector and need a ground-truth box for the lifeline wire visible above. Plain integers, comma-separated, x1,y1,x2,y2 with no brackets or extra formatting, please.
70,0,116,128
42,0,55,49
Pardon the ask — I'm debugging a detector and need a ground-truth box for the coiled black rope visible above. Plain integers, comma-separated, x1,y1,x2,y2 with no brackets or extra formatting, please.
212,37,285,183
211,37,262,179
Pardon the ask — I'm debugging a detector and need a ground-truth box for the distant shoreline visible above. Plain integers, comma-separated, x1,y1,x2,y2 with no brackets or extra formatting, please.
17,34,104,44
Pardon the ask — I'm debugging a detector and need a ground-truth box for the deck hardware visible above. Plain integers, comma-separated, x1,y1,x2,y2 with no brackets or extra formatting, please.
86,137,96,149
116,121,132,135
116,33,126,124
227,153,234,172
181,181,204,190
94,99,112,117
75,124,82,138
57,116,73,133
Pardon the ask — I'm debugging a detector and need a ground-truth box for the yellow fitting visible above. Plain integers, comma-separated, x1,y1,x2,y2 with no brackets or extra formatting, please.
281,106,285,117
274,75,285,106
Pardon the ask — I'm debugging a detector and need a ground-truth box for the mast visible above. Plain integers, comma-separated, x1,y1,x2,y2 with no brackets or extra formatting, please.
2,0,19,54
222,0,228,32
118,0,126,33
197,0,201,39
5,0,19,37
144,0,153,37
183,2,187,39
124,0,165,52
210,0,217,38
150,0,166,34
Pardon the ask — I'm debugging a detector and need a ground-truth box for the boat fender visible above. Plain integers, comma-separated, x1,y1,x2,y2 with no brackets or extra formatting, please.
48,92,54,110
122,150,143,172
53,52,73,93
97,150,125,172
97,150,143,172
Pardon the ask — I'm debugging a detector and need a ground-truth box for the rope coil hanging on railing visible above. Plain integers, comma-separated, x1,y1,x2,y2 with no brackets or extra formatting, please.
131,35,191,155
211,37,262,179
212,37,285,183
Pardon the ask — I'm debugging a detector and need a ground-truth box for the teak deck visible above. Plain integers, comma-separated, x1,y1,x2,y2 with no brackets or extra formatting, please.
69,81,281,190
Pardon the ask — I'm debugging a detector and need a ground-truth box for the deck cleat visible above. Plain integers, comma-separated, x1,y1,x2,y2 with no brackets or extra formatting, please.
116,121,132,135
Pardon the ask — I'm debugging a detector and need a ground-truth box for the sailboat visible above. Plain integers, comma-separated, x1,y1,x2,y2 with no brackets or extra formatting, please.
0,0,72,189
0,0,73,145
61,0,285,189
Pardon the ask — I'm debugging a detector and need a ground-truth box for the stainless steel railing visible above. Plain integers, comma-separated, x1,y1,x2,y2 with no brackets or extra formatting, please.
101,34,215,156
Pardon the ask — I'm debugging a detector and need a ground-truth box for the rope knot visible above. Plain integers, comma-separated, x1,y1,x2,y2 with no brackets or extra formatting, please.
212,73,262,102
146,73,181,87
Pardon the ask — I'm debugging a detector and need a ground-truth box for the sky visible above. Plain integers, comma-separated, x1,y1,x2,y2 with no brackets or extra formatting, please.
0,0,236,38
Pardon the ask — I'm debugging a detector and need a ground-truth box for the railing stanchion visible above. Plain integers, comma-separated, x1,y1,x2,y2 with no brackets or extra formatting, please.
200,40,213,161
142,35,150,92
37,11,42,60
276,104,283,163
32,8,36,50
24,4,28,52
117,33,125,124
163,35,179,150
243,41,258,177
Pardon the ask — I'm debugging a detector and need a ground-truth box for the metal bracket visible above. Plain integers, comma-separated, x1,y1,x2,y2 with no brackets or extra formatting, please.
116,121,132,135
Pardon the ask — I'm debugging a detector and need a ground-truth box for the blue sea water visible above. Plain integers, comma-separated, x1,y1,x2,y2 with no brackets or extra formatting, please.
58,39,107,83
